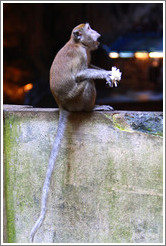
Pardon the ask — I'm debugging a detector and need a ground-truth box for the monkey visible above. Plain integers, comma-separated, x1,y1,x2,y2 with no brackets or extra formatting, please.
30,23,116,243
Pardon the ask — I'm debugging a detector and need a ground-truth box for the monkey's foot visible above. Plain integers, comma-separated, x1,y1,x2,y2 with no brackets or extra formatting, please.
93,105,114,111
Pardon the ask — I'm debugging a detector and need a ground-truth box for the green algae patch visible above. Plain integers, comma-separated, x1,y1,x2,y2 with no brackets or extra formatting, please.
112,114,134,133
4,114,18,243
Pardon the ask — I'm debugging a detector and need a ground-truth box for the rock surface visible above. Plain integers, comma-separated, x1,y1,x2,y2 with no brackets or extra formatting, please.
3,105,163,243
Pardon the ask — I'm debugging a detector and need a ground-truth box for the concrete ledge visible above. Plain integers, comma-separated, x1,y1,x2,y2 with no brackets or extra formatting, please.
3,105,163,243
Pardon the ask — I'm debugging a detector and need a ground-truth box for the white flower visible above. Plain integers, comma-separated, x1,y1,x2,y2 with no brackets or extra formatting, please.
110,67,122,82
107,66,122,87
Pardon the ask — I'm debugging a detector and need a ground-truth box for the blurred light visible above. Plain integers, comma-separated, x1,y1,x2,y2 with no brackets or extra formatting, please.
119,52,134,58
24,83,33,92
152,60,159,67
135,52,149,59
109,52,119,58
149,52,163,58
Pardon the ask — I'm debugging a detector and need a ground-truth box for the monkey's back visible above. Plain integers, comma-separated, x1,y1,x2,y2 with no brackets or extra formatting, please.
50,40,96,111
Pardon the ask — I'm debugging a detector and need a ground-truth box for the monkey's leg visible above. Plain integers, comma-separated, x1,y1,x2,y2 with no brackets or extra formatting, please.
66,81,88,100
93,105,114,111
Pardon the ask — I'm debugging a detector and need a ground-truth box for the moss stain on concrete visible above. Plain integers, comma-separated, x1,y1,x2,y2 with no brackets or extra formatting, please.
4,114,18,243
112,114,134,133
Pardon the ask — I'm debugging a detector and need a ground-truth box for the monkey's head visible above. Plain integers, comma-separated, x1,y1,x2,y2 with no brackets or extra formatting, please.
71,23,101,50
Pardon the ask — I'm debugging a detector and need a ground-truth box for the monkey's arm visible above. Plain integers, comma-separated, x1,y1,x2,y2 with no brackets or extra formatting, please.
89,64,105,70
76,68,112,85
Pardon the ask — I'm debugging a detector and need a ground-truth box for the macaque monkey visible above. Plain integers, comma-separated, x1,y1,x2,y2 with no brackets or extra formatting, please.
30,23,116,242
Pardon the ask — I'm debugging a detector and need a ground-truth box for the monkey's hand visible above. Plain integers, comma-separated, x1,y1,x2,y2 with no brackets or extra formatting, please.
105,73,114,87
106,67,122,87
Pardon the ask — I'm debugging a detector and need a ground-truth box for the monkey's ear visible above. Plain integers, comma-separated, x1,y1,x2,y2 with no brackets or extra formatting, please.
73,30,82,41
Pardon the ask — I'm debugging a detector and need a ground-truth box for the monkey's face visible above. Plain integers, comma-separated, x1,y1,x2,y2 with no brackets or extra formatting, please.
84,23,101,50
72,23,101,50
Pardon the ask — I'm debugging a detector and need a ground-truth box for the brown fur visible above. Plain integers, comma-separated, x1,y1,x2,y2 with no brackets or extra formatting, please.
50,23,100,111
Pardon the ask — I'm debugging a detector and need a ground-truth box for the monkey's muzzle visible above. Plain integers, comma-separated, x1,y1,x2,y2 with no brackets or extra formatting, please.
95,33,101,48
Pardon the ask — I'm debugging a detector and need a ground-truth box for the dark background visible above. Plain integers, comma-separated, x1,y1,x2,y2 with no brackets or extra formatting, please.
3,2,163,111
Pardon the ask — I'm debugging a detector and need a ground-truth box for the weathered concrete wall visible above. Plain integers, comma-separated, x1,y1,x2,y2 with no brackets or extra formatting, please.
3,105,163,243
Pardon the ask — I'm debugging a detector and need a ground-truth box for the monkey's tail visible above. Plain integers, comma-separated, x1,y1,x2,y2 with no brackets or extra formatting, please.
30,109,69,243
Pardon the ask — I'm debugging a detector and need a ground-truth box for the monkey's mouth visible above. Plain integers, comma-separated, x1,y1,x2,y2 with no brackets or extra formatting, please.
95,37,101,47
96,40,100,46
89,35,101,50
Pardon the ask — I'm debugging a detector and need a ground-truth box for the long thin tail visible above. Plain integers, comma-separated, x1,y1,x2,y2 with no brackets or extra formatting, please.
30,109,69,243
